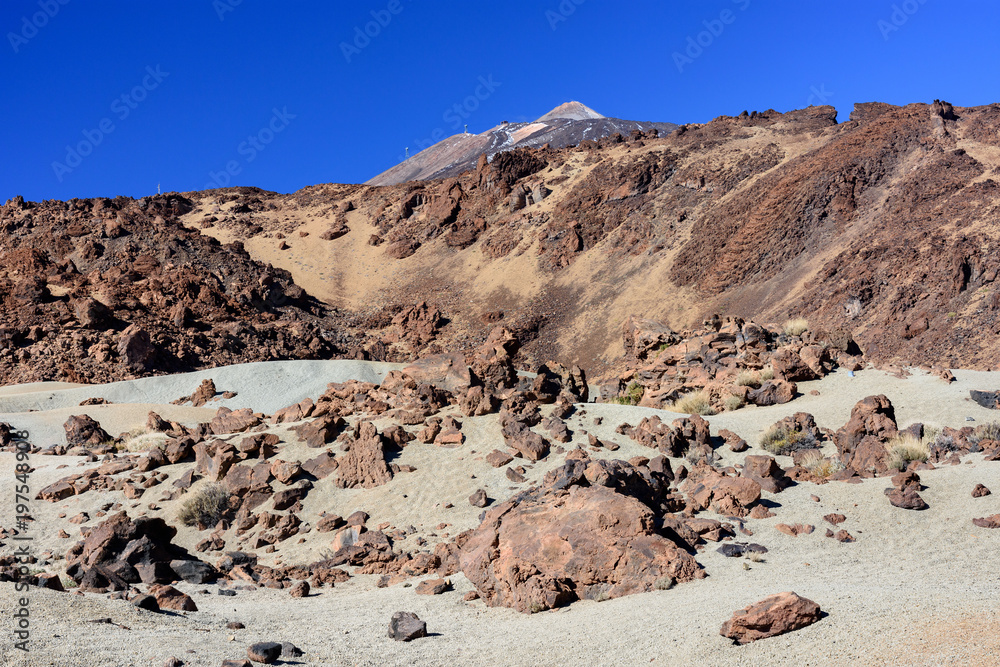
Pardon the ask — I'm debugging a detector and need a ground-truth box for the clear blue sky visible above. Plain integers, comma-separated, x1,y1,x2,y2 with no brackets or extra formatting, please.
2,0,998,202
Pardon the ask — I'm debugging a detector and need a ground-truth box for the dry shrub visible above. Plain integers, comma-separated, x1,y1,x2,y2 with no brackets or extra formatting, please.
783,318,809,336
886,433,929,472
178,483,232,528
760,424,817,455
673,391,717,416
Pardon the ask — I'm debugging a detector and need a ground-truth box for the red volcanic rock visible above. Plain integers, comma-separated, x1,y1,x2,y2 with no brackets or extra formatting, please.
403,352,472,395
485,449,514,468
623,315,678,361
335,421,392,489
720,592,822,644
188,378,217,407
149,584,198,612
719,429,748,452
460,485,702,613
742,455,791,494
835,395,898,462
823,513,847,526
972,514,1000,528
64,414,112,447
972,483,991,497
470,326,520,390
117,324,155,370
502,420,550,461
770,349,819,382
886,471,928,510
775,523,814,537
747,381,797,406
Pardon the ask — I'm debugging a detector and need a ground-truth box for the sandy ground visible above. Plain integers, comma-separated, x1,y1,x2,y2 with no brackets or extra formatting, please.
2,364,999,665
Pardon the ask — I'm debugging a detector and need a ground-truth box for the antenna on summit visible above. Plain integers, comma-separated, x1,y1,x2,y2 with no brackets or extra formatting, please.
464,124,468,134
405,147,409,159
157,183,161,195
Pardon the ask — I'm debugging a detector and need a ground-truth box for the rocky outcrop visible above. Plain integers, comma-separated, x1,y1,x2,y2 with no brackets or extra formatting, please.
720,592,822,644
335,421,393,489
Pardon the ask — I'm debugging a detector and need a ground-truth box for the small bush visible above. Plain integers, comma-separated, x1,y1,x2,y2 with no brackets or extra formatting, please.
120,429,169,452
673,391,717,416
655,576,675,591
744,552,766,563
783,318,809,336
178,483,232,528
723,394,745,412
610,381,645,406
760,425,817,455
886,433,929,471
734,370,761,388
970,422,1000,444
798,449,845,478
760,365,775,381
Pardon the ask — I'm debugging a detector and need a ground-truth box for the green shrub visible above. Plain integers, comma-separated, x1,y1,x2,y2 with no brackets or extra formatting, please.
760,425,817,455
177,483,232,528
611,381,644,406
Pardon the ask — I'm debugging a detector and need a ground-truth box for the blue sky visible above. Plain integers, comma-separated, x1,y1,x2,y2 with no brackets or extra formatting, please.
2,0,998,202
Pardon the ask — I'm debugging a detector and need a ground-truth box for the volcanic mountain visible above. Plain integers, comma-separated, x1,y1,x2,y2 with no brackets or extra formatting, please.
2,100,999,388
366,101,679,186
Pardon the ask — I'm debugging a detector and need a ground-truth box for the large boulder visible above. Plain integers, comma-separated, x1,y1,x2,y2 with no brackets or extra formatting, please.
402,352,472,395
835,395,897,463
335,421,393,489
64,414,112,447
720,592,822,644
622,315,678,361
460,484,703,613
117,324,155,369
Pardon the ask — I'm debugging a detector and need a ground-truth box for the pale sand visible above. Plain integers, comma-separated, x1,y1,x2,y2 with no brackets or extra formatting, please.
2,364,999,666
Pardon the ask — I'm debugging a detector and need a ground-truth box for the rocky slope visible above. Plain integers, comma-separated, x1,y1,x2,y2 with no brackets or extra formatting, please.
179,100,1000,379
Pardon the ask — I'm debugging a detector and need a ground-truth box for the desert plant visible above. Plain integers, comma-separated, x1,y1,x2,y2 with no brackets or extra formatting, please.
673,391,717,416
798,449,845,478
759,425,817,455
734,370,762,388
723,394,745,412
885,433,930,472
783,318,809,336
760,365,775,381
61,576,79,589
610,381,644,406
177,483,232,528
655,576,675,591
970,422,1000,444
119,428,169,452
744,552,766,563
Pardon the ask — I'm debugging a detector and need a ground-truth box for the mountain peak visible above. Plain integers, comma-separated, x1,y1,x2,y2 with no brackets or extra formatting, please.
535,101,605,122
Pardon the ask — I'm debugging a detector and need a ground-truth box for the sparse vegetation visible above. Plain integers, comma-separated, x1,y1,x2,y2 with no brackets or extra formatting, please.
672,390,717,416
610,381,644,406
61,576,78,589
744,552,766,563
970,422,1000,444
119,427,169,452
723,394,745,412
655,576,675,591
734,370,762,388
783,318,809,336
798,449,845,478
177,483,232,528
760,365,775,381
529,602,545,614
886,433,930,472
760,424,817,455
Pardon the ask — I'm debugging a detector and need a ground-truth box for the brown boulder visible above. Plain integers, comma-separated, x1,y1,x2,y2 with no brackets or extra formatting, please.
486,449,514,468
189,379,216,407
835,395,897,460
335,422,392,489
210,407,261,435
64,414,112,447
972,483,991,497
459,484,703,613
117,324,155,369
149,584,198,611
742,455,791,494
720,592,822,644
402,352,472,395
747,381,797,406
972,514,1000,528
770,349,819,382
